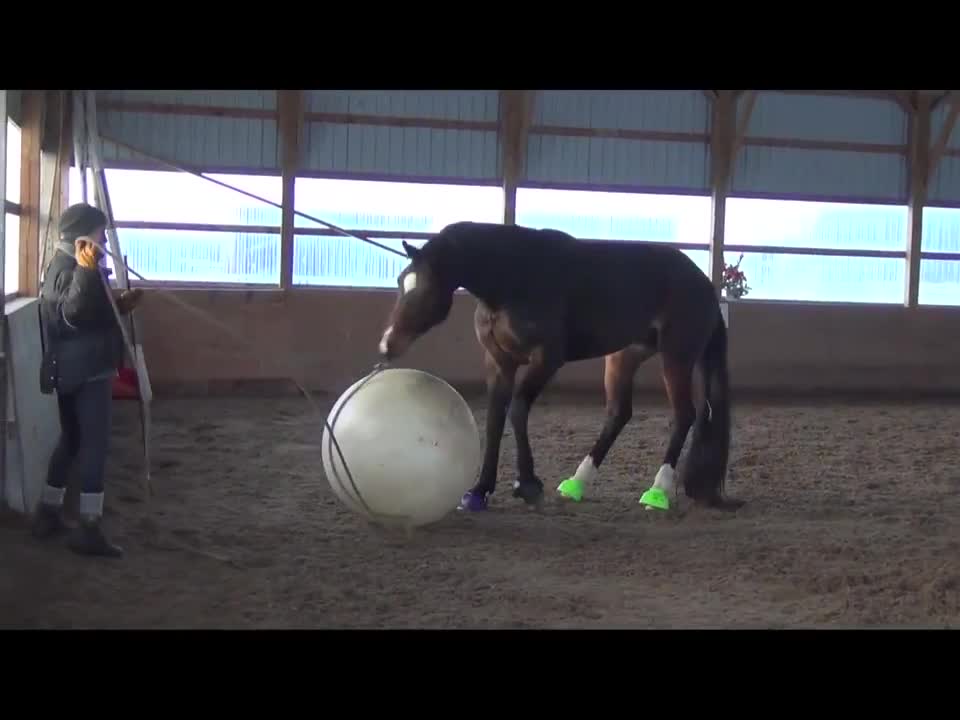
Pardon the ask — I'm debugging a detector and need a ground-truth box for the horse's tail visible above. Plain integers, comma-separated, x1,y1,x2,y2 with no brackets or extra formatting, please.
680,312,731,502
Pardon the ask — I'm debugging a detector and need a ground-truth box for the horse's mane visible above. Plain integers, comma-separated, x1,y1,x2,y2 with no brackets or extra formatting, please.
429,222,576,261
425,222,578,303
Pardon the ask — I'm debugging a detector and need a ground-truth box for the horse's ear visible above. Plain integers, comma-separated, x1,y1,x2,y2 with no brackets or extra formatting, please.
402,241,421,260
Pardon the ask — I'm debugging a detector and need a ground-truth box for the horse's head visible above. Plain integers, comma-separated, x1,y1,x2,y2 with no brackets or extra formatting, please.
378,240,456,361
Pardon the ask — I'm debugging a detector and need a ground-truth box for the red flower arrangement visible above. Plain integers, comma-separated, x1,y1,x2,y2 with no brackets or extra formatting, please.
722,253,751,299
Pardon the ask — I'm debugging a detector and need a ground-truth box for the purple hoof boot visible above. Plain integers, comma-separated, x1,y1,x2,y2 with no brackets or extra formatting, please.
458,491,489,512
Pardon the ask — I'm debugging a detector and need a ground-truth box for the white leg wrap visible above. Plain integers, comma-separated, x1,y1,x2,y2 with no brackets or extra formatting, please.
572,456,598,486
652,464,677,495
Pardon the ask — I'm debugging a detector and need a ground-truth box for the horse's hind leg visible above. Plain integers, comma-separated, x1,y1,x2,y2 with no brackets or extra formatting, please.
557,342,657,502
510,345,562,506
458,351,517,512
638,348,697,511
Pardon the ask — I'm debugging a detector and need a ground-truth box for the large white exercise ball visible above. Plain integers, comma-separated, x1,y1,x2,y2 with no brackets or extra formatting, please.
320,368,481,528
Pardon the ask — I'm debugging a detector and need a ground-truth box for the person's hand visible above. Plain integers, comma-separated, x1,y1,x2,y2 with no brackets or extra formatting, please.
74,238,102,269
116,288,144,314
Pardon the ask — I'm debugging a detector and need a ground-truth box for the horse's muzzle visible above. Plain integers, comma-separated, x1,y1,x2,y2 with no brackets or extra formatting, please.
378,324,416,360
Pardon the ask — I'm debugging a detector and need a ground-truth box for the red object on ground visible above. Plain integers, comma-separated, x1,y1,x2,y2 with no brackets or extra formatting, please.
113,366,140,400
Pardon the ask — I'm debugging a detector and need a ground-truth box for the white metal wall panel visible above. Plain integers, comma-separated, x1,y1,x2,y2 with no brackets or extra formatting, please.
97,90,276,110
306,91,499,122
930,101,960,150
928,101,960,203
731,145,906,202
928,157,960,205
304,123,499,181
525,135,709,191
733,93,908,202
534,90,709,134
744,92,907,144
98,111,279,170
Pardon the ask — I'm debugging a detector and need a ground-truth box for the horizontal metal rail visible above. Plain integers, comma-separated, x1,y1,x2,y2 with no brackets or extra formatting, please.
723,244,906,259
111,221,713,250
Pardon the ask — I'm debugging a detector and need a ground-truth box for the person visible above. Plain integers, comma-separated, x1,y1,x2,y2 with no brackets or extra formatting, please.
31,203,144,558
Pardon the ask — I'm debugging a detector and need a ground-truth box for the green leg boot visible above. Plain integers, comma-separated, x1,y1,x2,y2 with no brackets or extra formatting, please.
556,457,597,503
639,464,677,511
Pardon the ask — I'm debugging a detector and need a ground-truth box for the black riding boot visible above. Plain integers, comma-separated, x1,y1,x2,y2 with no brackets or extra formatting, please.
32,502,68,540
68,515,124,558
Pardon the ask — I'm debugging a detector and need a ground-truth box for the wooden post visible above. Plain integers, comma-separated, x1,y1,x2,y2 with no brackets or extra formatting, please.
708,91,735,291
278,90,303,290
499,90,534,225
39,90,72,277
18,90,43,297
905,95,931,308
708,90,756,292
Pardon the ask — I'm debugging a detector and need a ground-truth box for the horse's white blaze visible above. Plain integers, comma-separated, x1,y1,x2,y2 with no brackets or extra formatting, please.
651,464,676,494
402,272,418,294
378,325,394,355
573,456,598,486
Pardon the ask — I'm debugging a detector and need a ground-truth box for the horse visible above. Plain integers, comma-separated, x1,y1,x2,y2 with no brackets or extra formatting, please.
377,221,743,514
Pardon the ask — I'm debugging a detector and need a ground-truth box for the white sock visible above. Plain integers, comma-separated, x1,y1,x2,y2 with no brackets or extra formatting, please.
652,464,677,495
79,492,104,518
42,485,66,507
572,456,598,486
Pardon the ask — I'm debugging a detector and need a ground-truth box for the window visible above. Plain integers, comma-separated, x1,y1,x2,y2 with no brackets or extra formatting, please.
724,198,908,303
293,178,503,288
919,206,960,306
6,118,20,203
515,187,712,278
4,213,18,296
68,167,283,285
5,119,22,296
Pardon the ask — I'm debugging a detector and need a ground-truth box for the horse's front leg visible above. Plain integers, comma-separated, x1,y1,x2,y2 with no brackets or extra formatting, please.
510,345,562,507
458,351,516,512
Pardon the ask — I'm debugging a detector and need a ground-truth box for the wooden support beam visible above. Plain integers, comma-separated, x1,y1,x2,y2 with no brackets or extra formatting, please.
499,90,535,225
708,91,736,291
38,91,72,275
905,96,932,308
731,91,757,160
928,90,956,112
278,90,304,290
18,90,43,297
926,95,960,186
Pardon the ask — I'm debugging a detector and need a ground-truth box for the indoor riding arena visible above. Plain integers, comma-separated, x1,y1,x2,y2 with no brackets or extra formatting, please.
3,89,960,629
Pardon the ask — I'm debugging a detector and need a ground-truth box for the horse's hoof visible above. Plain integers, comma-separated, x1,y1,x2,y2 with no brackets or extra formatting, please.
457,491,490,513
697,495,744,512
512,481,544,506
713,496,745,512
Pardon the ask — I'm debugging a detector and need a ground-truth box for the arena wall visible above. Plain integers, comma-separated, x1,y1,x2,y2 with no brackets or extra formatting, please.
3,299,59,513
10,89,960,411
135,288,960,398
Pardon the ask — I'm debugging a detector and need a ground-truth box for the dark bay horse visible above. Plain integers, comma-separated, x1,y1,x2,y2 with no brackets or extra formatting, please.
377,221,742,513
